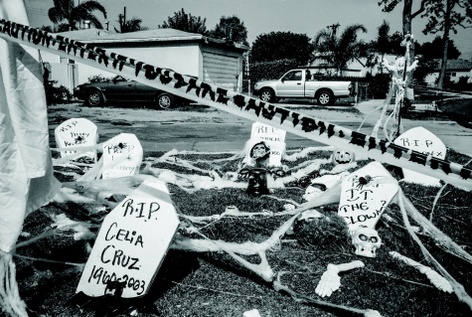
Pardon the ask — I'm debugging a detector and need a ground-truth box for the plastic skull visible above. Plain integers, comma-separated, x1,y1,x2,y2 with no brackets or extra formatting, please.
350,226,382,258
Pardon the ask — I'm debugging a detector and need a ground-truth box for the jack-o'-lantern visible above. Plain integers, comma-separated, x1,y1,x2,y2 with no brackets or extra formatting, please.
332,149,355,165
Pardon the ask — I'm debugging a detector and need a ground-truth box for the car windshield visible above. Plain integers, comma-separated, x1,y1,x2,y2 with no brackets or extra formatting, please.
282,71,302,81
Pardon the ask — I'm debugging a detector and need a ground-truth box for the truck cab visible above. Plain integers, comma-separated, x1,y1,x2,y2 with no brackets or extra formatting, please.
253,68,354,106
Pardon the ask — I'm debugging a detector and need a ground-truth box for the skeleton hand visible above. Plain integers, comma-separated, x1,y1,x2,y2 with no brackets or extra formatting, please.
315,260,364,297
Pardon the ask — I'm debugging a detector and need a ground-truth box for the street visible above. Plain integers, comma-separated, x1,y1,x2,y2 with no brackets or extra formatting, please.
48,100,472,157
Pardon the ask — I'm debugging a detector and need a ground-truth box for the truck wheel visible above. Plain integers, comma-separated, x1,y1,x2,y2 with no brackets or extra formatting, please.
316,90,335,106
259,88,276,103
86,91,103,106
155,92,174,110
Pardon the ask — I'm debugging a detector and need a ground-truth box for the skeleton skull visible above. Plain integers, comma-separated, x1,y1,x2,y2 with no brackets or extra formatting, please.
350,226,382,258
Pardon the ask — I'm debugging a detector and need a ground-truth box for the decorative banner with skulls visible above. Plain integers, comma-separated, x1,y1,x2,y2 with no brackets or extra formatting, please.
338,161,399,231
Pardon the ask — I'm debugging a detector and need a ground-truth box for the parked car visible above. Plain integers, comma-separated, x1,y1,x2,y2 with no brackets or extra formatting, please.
253,68,355,105
73,75,191,109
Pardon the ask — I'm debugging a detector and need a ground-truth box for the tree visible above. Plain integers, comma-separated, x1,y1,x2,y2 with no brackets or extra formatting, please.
159,8,208,35
251,32,314,65
313,24,368,75
417,36,461,59
209,16,248,46
48,0,107,32
115,14,146,33
378,0,472,88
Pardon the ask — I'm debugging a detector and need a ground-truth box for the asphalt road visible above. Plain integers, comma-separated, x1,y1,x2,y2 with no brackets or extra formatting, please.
48,100,472,157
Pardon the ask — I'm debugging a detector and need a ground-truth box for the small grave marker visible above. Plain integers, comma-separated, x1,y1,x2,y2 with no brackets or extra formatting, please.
243,122,286,167
394,127,446,187
76,178,180,298
338,162,399,230
55,118,98,162
102,133,143,179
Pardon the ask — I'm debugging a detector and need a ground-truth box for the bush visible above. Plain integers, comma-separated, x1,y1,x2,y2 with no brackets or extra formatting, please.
46,83,72,105
366,73,391,99
248,58,299,87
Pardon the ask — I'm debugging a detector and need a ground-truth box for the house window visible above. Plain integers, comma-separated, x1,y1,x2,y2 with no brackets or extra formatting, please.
450,72,456,77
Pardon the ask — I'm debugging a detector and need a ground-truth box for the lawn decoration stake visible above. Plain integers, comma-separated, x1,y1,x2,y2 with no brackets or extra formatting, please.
0,21,470,189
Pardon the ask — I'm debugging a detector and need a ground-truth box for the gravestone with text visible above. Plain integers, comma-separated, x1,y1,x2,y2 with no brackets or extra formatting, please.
102,133,143,179
338,162,399,230
76,178,180,298
394,127,446,187
54,118,98,162
243,122,286,167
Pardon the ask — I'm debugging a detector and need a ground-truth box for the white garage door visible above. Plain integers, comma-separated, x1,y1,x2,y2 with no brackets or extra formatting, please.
202,52,240,91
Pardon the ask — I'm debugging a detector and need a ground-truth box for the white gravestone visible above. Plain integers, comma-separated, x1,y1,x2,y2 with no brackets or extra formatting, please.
76,178,180,298
55,118,98,162
394,127,446,187
243,122,286,167
338,162,399,230
102,133,143,179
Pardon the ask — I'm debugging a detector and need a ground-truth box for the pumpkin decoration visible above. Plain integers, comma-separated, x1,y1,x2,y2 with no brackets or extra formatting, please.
332,149,355,165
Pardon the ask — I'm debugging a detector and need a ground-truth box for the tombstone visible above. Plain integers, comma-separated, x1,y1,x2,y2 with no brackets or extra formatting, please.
338,161,399,231
102,133,143,179
243,122,286,167
54,118,98,162
394,127,446,187
76,178,180,298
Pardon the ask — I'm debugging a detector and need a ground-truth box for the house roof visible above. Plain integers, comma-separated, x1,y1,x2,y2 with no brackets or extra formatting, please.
55,28,249,51
432,59,472,71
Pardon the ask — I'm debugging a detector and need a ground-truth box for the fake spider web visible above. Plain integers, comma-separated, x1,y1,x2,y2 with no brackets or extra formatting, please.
22,143,471,317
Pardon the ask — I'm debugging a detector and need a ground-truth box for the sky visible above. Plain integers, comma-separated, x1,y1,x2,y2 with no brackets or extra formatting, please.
24,0,472,59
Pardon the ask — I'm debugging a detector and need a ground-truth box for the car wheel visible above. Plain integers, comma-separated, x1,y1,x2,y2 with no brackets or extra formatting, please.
86,91,103,106
156,92,174,110
316,90,335,106
259,88,276,103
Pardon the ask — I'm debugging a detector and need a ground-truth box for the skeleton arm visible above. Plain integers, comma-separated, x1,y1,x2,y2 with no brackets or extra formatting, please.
315,260,365,297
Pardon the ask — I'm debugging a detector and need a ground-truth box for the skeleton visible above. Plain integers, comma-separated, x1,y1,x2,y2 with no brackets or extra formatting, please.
350,226,382,258
315,260,365,297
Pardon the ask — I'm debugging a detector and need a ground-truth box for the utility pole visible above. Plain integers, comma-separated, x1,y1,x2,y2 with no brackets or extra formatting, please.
327,23,340,36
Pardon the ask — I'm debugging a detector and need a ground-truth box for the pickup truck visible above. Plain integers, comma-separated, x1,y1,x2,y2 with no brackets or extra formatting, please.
253,68,355,105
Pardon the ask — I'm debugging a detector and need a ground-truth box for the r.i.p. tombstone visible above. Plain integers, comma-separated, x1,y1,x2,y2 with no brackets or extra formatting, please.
102,133,143,179
54,118,98,162
338,161,399,230
243,122,286,167
76,178,180,298
394,127,447,187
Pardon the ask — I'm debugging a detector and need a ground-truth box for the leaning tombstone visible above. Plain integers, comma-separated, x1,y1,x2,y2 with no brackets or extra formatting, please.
338,162,399,258
54,118,98,163
102,133,143,179
75,178,180,301
394,127,446,187
242,122,286,167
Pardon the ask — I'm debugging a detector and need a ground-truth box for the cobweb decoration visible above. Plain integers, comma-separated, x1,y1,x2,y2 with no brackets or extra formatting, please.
389,251,453,293
16,144,472,316
396,189,472,309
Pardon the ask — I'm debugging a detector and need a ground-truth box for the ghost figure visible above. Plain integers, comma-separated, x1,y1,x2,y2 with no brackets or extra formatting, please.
350,226,382,258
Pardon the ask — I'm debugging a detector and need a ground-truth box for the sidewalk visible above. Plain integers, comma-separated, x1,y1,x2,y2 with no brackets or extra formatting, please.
354,99,472,157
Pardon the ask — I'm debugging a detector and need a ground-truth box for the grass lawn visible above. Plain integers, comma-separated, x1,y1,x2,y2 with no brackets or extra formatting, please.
10,144,472,317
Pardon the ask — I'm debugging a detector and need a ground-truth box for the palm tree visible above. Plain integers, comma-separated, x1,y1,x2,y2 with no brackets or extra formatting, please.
48,0,107,32
114,14,146,33
313,24,368,76
159,8,208,35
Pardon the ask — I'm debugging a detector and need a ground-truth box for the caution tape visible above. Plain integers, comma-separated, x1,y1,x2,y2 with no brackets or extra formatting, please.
1,19,471,189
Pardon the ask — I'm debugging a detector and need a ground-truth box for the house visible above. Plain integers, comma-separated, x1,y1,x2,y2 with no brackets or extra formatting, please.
40,28,249,93
424,59,472,86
